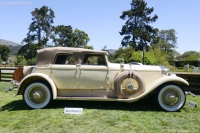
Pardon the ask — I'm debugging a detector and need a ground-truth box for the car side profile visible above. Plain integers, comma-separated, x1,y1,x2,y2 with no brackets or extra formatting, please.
9,47,189,111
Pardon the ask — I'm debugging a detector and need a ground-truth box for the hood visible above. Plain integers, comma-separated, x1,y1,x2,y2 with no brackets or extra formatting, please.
108,63,162,72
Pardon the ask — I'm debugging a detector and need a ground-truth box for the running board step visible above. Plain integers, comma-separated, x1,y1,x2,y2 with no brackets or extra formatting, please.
56,96,136,102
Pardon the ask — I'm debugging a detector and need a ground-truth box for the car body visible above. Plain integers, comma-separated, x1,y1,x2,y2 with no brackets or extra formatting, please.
9,47,189,111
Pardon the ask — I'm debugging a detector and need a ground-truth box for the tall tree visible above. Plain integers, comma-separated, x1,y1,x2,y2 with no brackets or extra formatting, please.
74,28,90,48
52,26,91,48
120,0,158,51
157,29,178,52
52,25,76,47
23,6,55,47
152,29,178,61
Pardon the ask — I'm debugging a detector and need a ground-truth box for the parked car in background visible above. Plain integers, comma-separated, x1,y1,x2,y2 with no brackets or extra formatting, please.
8,47,189,111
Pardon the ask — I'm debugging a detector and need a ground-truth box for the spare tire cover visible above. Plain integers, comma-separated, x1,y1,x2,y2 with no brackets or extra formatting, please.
114,71,145,99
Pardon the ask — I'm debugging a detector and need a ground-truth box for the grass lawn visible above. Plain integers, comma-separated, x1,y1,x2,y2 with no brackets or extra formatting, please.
0,82,200,133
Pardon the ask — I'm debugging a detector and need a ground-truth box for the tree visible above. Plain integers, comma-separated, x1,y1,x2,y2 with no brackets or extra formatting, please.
120,0,158,51
148,47,169,65
15,55,27,66
52,26,91,48
152,29,178,62
0,44,10,61
74,29,90,48
52,25,76,47
179,51,200,61
23,6,55,47
157,29,178,52
17,43,39,60
129,50,143,63
27,58,36,65
18,6,55,62
113,47,135,63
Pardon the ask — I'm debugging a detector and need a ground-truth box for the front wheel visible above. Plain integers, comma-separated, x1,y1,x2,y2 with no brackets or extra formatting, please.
24,82,52,109
157,84,186,112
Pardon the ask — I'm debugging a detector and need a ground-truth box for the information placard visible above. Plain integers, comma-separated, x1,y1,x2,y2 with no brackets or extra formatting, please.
64,108,83,114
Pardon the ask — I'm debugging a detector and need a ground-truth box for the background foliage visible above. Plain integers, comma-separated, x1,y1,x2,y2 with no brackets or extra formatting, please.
0,44,10,61
1,1,200,67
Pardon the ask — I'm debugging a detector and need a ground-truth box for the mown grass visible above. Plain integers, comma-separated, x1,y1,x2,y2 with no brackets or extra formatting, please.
0,82,200,133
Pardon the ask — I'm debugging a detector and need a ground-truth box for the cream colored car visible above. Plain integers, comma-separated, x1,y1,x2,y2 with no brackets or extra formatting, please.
9,47,189,111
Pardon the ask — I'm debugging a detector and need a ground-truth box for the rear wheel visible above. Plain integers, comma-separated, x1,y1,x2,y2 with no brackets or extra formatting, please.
24,82,52,109
157,84,186,112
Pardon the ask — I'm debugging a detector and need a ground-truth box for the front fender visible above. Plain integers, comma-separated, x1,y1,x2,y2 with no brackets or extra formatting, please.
120,75,189,103
16,73,57,99
144,75,189,95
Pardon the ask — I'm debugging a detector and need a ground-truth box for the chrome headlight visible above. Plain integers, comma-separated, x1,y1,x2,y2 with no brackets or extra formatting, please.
160,66,170,75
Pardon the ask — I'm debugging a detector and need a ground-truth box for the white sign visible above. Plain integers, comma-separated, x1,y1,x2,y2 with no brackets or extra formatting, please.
64,108,83,114
194,67,198,72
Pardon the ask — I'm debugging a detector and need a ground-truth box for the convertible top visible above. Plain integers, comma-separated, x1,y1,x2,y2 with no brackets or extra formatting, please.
36,47,108,66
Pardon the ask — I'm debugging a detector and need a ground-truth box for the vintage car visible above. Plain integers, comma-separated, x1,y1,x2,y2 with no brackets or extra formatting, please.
8,47,189,111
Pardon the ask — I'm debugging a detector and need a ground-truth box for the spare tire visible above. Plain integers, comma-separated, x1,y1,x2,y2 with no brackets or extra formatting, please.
114,71,145,99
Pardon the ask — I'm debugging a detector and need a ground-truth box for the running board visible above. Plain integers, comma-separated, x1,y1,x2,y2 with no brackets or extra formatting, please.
56,96,138,102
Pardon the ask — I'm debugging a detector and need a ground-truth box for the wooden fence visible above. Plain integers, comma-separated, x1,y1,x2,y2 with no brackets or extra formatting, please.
0,67,17,82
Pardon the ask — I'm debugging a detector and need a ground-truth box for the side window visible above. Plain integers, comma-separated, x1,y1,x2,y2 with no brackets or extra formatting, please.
55,54,76,65
82,55,106,66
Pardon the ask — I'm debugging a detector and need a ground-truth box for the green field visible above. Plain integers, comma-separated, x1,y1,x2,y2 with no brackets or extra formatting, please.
0,82,200,133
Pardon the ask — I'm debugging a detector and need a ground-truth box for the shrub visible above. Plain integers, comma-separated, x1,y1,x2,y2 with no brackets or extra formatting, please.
15,55,26,66
27,58,36,65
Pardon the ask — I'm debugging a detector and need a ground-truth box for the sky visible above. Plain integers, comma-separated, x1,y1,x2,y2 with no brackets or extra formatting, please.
0,0,200,54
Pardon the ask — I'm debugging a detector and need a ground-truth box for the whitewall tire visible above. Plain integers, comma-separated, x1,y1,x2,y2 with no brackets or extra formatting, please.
157,84,186,112
24,82,51,109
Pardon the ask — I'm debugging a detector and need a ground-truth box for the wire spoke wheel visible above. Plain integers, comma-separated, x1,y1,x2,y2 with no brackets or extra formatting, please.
161,88,180,107
28,85,48,104
157,84,186,112
24,82,51,109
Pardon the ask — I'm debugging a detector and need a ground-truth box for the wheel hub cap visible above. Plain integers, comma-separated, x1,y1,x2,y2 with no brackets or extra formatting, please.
29,86,47,104
33,91,43,100
121,78,139,95
162,88,180,106
127,84,133,90
166,93,176,103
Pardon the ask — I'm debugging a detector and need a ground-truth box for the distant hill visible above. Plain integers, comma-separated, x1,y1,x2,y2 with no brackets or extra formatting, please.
0,39,22,55
0,39,21,46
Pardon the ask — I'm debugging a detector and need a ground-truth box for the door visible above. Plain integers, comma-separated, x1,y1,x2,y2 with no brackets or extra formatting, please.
78,54,109,89
50,54,78,89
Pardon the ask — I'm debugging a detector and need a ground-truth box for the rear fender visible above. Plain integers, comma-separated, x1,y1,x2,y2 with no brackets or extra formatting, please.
16,73,57,99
